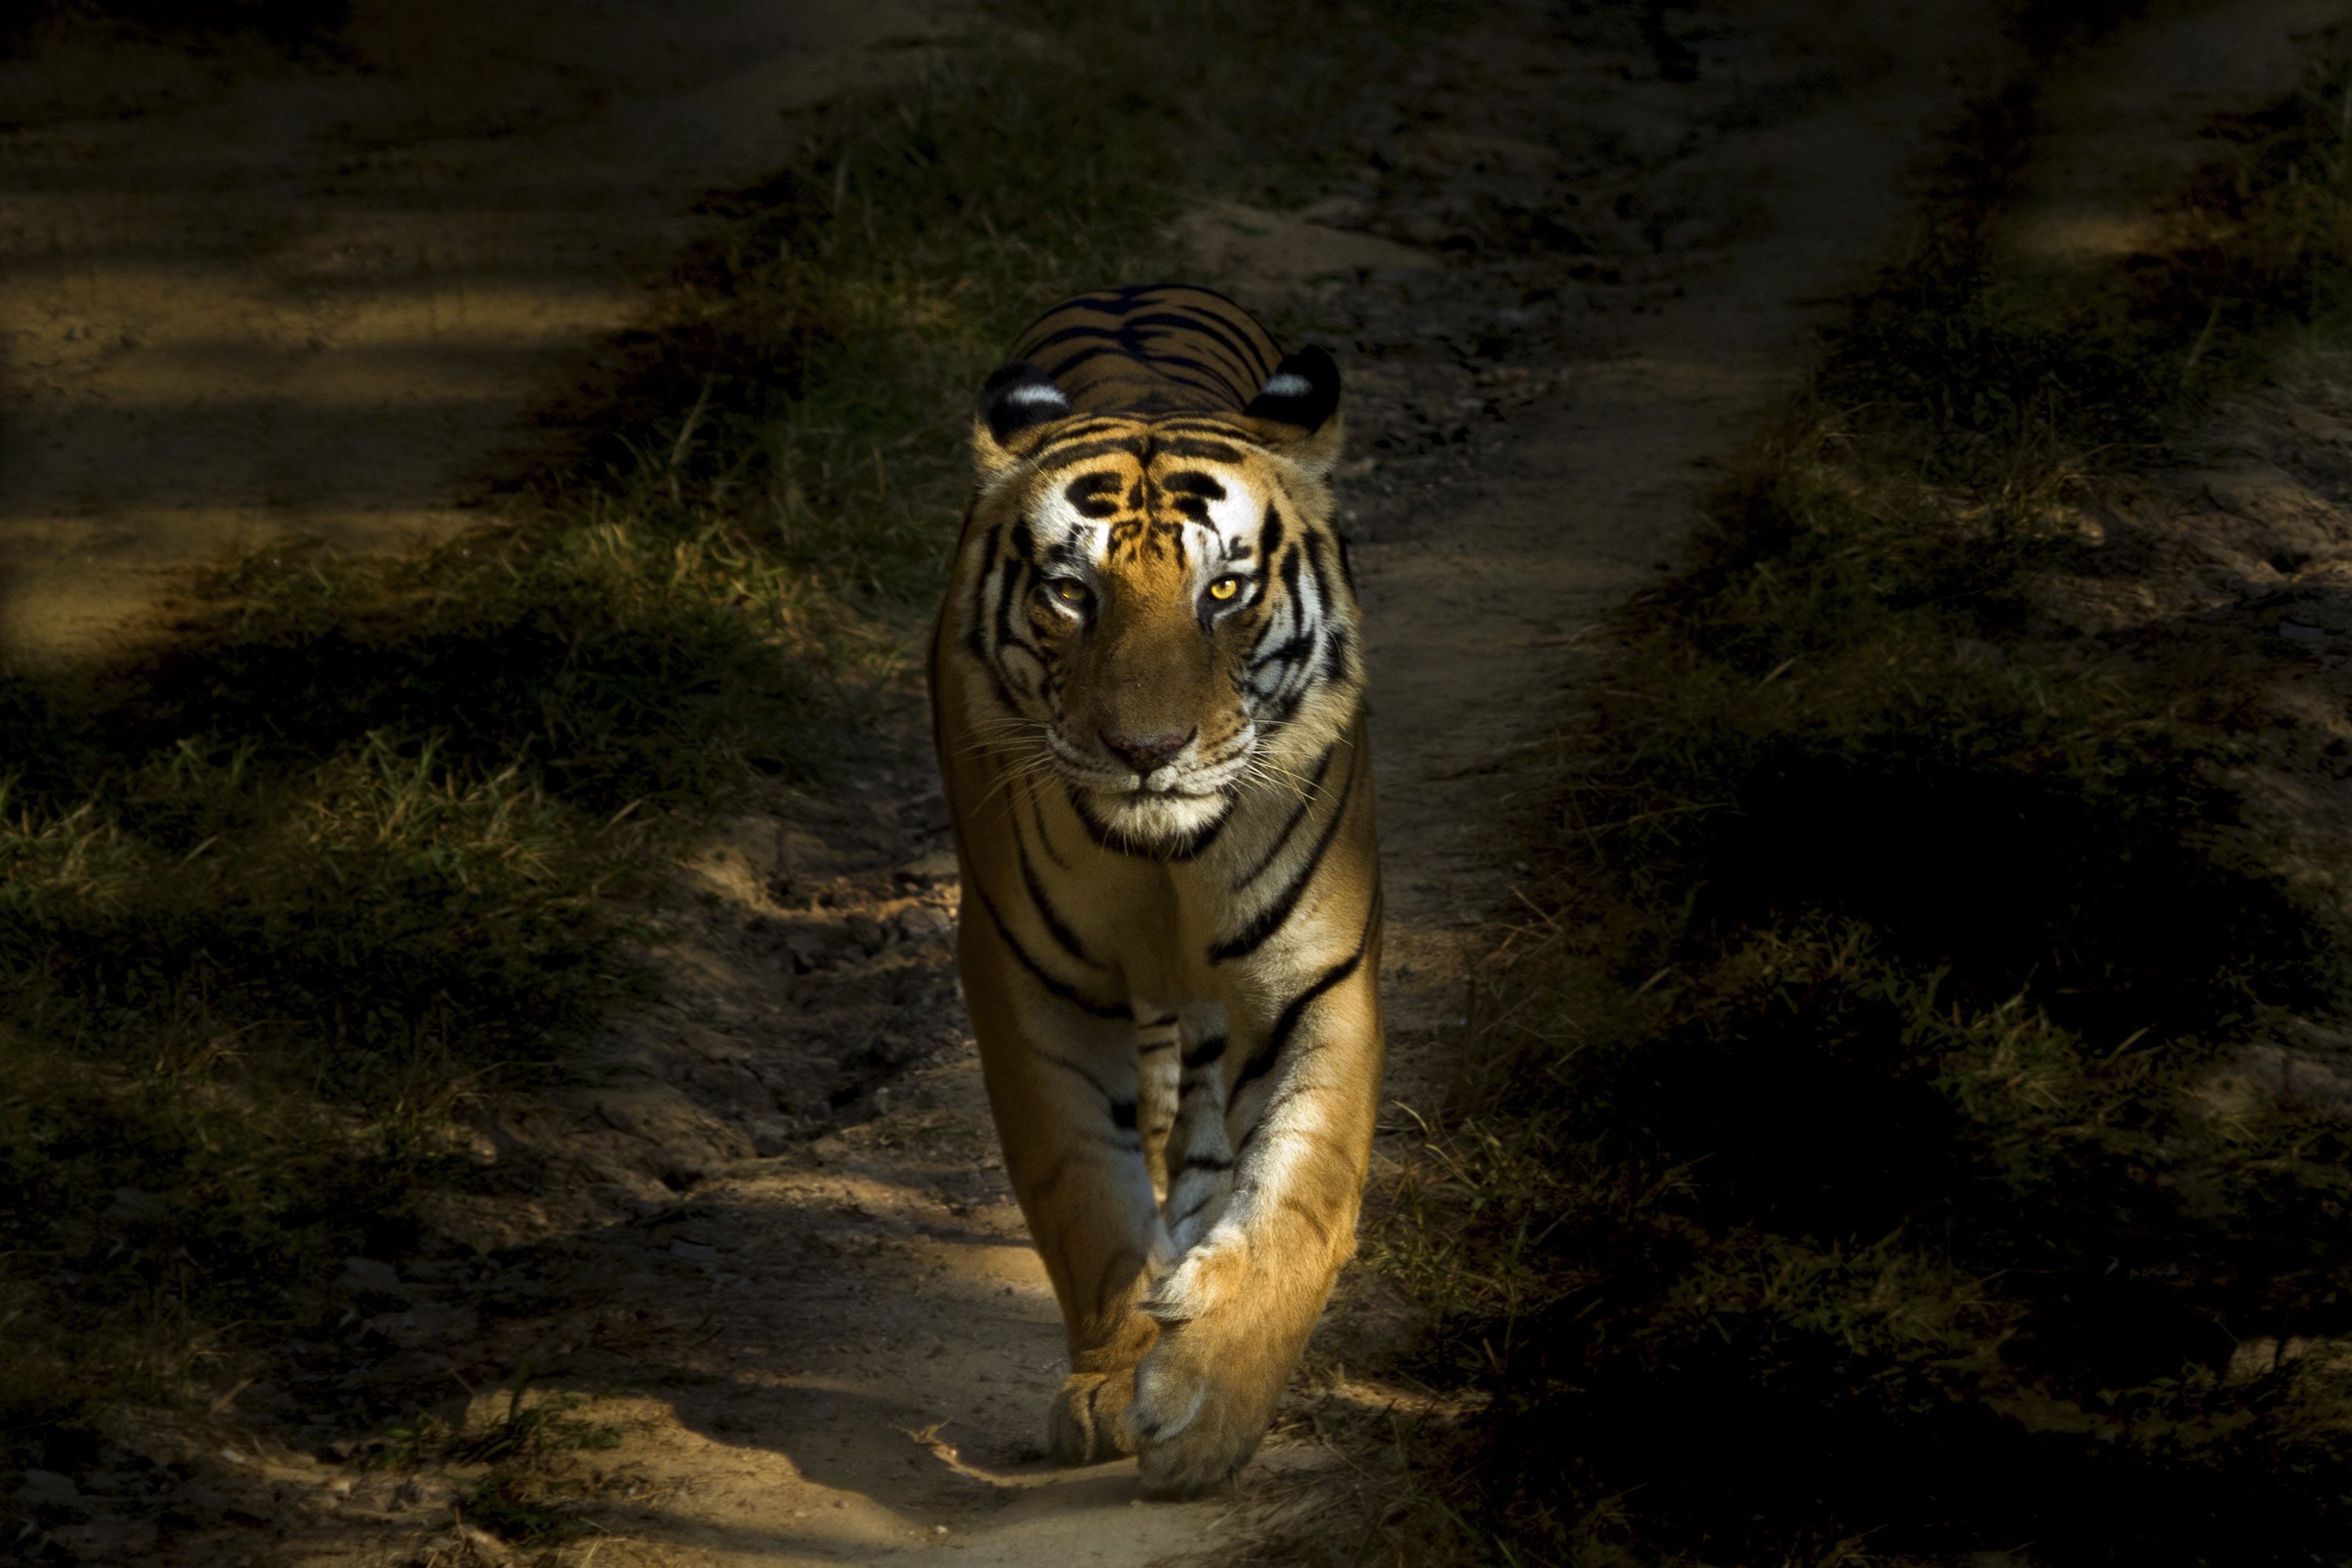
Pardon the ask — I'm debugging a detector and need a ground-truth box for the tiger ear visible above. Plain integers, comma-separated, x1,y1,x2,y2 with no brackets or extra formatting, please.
972,361,1074,482
1240,346,1344,480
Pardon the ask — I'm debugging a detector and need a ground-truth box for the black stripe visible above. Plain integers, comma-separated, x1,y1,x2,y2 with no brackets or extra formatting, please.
1011,283,1275,371
972,881,1130,1019
1029,415,1132,444
1123,310,1265,385
1038,1048,1119,1112
1179,1153,1233,1174
993,552,1039,666
1034,437,1148,473
1040,343,1236,398
1139,1037,1179,1055
1249,633,1314,673
964,524,1002,666
1303,531,1335,607
1064,471,1123,517
1024,775,1069,871
1322,625,1354,686
1160,438,1246,463
1015,815,1098,969
1109,1098,1138,1131
1260,503,1286,567
1211,748,1358,964
1024,322,1141,356
1236,745,1336,889
1022,321,1254,398
1230,902,1377,1095
967,543,1029,720
1182,1033,1227,1071
1150,418,1253,441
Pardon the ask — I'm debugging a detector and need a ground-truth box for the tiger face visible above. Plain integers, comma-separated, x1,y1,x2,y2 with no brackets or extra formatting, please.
954,358,1358,856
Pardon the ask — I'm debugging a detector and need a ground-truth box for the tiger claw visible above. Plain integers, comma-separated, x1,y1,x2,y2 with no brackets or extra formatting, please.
1047,1370,1138,1466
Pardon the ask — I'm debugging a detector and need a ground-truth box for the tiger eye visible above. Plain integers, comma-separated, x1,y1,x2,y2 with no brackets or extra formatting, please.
1054,579,1086,602
1208,577,1241,601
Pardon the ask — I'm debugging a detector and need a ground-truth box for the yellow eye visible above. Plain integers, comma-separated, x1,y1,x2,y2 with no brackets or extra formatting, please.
1207,576,1243,602
1050,579,1087,604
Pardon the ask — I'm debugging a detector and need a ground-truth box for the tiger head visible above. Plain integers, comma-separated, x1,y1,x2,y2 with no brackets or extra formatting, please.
953,350,1359,855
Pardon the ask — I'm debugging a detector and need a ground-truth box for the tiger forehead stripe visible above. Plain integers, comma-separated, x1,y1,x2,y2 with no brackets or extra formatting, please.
1065,472,1122,517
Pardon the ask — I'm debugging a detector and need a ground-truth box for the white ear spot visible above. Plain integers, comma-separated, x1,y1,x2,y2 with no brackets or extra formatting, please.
1258,372,1312,397
1004,383,1071,408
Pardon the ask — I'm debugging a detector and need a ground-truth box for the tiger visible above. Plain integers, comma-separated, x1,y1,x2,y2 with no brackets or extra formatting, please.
928,282,1384,1497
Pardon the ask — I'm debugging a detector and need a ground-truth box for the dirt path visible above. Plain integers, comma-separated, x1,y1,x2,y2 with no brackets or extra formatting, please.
0,0,927,659
192,5,1999,1565
31,2,2336,1565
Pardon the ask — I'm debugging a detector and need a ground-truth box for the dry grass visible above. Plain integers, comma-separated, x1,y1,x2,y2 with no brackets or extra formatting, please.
1318,30,2352,1568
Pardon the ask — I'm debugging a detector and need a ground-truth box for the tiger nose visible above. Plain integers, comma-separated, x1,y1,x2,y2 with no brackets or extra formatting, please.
1102,728,1192,774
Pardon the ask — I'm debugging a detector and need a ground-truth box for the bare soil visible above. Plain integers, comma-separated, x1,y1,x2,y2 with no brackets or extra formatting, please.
0,0,927,658
13,2,2341,1565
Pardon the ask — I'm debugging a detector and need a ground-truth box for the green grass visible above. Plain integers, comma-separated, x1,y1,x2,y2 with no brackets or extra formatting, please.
0,0,1457,1484
1344,38,2352,1568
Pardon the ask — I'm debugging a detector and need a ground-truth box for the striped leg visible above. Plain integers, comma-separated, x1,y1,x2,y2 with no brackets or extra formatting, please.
962,933,1171,1466
1160,1002,1235,1250
1128,916,1383,1496
1134,1010,1184,1199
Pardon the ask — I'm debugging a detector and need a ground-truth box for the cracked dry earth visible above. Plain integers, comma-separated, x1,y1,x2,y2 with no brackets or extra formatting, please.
19,1,2338,1564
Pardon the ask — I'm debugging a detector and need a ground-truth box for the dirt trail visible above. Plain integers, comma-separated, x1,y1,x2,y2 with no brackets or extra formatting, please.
0,0,927,659
203,4,1994,1564
25,2,2337,1565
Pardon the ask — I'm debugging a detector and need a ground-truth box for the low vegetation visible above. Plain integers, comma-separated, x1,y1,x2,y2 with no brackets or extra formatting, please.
0,0,1446,1490
1359,36,2352,1568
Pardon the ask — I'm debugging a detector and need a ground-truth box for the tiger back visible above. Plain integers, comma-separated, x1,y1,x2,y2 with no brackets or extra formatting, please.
929,282,1384,1497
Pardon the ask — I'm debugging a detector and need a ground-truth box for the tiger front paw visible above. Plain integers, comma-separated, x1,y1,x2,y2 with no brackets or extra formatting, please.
1047,1368,1139,1467
1124,1245,1299,1497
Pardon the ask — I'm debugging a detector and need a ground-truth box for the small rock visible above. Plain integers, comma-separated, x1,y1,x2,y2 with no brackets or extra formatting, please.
2279,621,2328,644
897,904,953,939
670,1240,720,1264
16,1468,81,1506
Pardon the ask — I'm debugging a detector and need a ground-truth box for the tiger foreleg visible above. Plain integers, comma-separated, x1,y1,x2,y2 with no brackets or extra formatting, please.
963,956,1174,1467
1127,959,1381,1496
1135,1011,1185,1200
